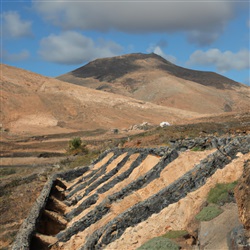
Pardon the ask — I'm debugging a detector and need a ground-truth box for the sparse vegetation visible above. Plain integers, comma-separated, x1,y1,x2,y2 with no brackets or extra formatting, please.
207,182,237,205
66,150,100,169
137,237,179,250
191,146,205,152
162,230,189,239
136,229,189,250
195,204,223,221
0,168,16,178
68,137,89,155
69,137,82,150
195,181,237,222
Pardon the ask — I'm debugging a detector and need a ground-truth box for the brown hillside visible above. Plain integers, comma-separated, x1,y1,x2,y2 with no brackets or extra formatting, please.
57,53,250,114
0,64,199,136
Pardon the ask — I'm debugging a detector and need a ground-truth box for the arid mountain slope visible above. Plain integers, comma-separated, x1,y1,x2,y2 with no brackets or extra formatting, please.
0,64,199,136
57,53,250,114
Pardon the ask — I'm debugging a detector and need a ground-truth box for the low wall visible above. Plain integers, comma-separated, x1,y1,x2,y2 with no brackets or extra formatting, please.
11,136,250,249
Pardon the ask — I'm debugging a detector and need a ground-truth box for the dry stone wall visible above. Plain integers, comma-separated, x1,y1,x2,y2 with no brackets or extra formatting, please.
11,136,250,250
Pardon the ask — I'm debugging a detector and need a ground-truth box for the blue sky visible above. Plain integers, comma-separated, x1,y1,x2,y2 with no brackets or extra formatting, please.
1,0,250,85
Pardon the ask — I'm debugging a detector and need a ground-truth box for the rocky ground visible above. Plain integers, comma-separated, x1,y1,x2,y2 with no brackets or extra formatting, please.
9,135,250,250
1,114,250,249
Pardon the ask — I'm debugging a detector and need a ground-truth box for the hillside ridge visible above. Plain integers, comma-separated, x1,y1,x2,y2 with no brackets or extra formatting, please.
56,53,250,115
1,63,201,136
57,52,241,89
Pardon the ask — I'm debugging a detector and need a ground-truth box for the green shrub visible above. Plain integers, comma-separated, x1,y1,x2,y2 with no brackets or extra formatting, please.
137,237,179,250
207,182,237,205
69,137,82,150
162,230,188,239
191,146,204,152
195,204,223,221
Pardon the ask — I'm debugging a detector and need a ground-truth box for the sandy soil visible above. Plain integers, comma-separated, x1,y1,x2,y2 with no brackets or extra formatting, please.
65,153,114,190
105,152,250,250
68,154,158,226
0,156,66,167
66,153,140,216
55,150,214,249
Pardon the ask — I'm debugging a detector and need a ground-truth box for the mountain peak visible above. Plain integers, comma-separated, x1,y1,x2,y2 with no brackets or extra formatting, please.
69,52,172,82
59,52,240,90
92,52,168,62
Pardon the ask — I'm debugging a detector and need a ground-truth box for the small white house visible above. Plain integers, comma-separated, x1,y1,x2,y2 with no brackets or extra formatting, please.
160,122,171,128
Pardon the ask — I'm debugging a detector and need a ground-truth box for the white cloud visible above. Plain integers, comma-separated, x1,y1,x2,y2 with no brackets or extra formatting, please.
2,49,30,62
187,49,250,72
33,0,236,45
2,11,32,38
147,45,177,64
38,31,123,64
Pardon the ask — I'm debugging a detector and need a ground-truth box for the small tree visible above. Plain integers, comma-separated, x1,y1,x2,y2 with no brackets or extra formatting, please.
68,137,89,155
69,137,82,150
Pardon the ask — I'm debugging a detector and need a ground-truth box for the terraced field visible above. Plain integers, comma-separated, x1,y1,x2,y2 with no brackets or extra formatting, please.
12,135,250,250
